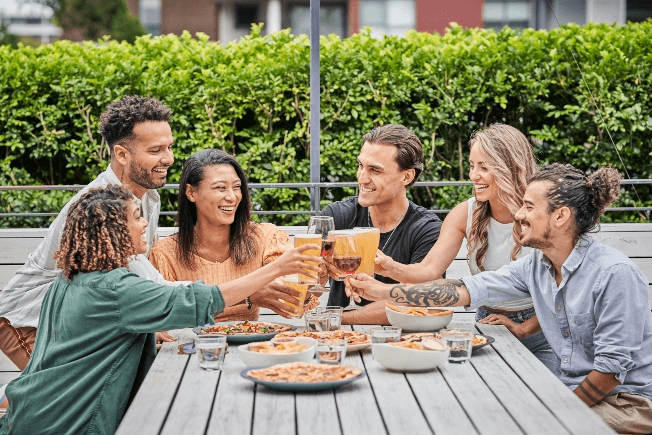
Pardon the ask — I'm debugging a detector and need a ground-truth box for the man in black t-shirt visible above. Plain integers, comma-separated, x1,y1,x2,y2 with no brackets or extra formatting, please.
320,124,442,324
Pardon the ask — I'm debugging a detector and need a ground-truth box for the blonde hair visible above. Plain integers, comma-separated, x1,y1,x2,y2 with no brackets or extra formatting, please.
466,124,537,271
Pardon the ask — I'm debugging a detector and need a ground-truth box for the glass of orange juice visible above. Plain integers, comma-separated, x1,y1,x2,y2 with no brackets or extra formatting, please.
352,227,381,276
282,275,310,318
293,233,321,284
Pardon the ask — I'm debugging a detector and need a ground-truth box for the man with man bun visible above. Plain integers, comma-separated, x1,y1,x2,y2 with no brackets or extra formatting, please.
352,163,652,433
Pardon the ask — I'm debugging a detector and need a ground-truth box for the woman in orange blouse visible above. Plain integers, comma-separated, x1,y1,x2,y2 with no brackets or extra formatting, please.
150,149,319,322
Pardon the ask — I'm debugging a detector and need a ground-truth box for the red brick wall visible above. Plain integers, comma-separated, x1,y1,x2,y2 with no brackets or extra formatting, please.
416,0,483,34
161,0,219,40
348,0,359,36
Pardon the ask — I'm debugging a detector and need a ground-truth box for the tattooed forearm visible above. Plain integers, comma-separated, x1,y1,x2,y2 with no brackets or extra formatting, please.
574,371,618,407
389,279,466,307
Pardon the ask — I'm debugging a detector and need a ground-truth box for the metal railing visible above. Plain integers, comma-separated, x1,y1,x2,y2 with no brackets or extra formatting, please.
1,180,650,219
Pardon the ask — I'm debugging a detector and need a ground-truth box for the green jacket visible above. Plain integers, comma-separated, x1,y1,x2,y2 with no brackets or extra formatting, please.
0,268,224,435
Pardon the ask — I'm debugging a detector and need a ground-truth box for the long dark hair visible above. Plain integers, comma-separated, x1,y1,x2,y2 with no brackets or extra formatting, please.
176,149,258,269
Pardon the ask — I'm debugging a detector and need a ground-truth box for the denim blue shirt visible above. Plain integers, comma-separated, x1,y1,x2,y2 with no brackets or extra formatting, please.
462,237,652,399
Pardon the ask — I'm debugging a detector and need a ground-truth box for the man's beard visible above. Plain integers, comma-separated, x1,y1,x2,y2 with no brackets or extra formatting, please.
522,221,553,250
128,159,167,190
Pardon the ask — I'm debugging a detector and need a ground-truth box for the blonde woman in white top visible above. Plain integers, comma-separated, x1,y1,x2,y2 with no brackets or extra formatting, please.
350,124,559,373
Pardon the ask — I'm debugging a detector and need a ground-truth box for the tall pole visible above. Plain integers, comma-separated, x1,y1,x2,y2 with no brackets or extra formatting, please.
309,0,320,214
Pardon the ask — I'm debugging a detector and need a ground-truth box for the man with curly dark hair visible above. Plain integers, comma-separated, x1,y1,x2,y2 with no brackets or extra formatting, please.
0,95,178,370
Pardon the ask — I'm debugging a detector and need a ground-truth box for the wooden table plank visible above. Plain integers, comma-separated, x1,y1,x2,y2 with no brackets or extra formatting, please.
333,327,387,435
160,329,220,435
205,342,255,435
354,325,433,435
296,390,342,435
251,388,296,435
475,324,616,435
468,335,570,434
115,329,190,435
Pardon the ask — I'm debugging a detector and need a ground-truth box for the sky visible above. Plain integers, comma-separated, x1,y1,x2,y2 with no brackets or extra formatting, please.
0,0,54,18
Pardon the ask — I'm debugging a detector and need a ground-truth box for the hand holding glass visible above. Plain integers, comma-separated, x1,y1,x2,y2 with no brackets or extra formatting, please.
331,234,362,281
306,216,335,291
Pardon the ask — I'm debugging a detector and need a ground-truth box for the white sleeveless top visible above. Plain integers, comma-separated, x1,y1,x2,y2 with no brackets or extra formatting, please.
465,197,534,311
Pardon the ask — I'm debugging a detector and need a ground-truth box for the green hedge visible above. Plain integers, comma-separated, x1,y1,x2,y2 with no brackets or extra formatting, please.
1,22,651,228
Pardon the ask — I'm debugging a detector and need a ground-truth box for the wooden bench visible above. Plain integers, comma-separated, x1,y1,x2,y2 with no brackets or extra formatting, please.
1,223,651,300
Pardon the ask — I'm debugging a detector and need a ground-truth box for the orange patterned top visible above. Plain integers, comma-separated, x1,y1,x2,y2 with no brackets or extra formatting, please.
149,223,319,321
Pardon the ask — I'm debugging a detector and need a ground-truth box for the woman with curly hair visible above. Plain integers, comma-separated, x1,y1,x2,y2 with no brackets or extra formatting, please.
150,149,321,321
351,124,558,372
0,185,319,435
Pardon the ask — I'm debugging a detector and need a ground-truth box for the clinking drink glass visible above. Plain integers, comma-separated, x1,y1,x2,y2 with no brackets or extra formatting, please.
306,216,335,291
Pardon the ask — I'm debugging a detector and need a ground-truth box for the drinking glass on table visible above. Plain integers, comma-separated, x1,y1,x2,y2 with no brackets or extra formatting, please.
315,338,347,365
305,310,331,332
306,216,335,291
293,234,322,285
440,329,473,364
281,274,310,318
314,306,343,331
195,335,227,370
369,326,402,343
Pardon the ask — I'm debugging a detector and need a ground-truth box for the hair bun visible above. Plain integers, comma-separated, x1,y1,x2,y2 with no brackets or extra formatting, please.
586,167,622,215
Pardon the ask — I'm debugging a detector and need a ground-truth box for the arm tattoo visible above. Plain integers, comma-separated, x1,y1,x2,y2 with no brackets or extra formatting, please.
389,279,464,307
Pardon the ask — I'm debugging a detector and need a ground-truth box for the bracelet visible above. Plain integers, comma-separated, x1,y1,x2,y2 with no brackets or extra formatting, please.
245,296,252,310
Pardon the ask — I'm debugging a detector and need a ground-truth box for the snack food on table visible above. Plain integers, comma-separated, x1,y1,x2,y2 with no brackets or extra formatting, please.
276,330,371,346
400,331,488,346
248,341,307,354
201,320,292,335
247,362,362,383
386,304,454,317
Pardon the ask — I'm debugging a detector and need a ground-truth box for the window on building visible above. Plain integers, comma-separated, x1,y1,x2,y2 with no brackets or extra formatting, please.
139,0,161,35
483,0,533,30
289,3,346,38
235,4,260,29
359,0,415,38
627,0,652,23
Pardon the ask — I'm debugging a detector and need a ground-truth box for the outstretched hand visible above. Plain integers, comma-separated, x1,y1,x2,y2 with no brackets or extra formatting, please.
346,273,392,302
478,314,521,336
249,280,302,318
374,250,393,276
276,244,322,279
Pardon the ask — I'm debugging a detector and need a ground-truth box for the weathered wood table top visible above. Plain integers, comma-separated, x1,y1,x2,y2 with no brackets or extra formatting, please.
116,313,615,435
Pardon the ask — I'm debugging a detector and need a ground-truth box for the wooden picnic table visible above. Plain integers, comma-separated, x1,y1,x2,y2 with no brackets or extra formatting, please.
116,312,615,435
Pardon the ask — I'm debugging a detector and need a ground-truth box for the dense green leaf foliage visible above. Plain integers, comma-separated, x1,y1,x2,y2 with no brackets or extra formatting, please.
0,22,650,228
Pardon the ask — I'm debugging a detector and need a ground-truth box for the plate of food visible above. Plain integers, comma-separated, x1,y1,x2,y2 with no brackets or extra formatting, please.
372,338,450,372
275,330,372,351
238,337,316,367
241,362,366,392
193,321,295,343
400,331,495,352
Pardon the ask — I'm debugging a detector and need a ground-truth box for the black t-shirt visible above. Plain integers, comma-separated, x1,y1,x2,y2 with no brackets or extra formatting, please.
320,196,443,307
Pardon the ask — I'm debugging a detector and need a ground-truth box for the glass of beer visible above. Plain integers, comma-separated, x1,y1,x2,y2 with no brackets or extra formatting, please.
307,216,335,291
293,233,321,284
281,275,310,318
331,234,362,281
352,227,381,276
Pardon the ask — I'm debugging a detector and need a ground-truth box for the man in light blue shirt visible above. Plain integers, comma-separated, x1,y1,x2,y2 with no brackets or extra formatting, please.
352,163,652,433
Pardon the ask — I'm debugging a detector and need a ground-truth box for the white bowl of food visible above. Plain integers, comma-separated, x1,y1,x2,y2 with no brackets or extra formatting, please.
385,304,454,332
372,339,450,372
238,337,316,367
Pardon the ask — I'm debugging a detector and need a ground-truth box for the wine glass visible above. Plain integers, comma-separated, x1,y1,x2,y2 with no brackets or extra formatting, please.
306,216,335,292
331,234,362,310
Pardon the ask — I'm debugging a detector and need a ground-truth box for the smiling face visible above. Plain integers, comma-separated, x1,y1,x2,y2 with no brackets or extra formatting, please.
469,145,500,203
515,181,554,250
119,121,174,197
126,200,149,255
187,164,242,227
357,142,411,208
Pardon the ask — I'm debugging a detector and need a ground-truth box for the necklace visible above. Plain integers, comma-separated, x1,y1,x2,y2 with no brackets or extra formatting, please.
195,232,230,263
367,206,409,252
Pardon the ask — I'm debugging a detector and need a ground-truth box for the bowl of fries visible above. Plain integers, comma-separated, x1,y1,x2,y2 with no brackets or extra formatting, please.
238,337,316,367
385,304,454,332
372,339,449,372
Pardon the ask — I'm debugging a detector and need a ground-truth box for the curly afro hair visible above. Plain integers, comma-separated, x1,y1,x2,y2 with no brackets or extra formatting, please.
54,185,137,279
99,95,171,154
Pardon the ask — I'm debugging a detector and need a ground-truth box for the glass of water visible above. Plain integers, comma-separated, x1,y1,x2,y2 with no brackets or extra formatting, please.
195,335,227,370
305,310,331,332
316,338,347,364
315,306,343,331
369,326,402,343
440,329,473,364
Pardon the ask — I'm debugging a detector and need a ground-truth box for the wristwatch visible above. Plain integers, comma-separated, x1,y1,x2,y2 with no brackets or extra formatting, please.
245,296,253,310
